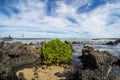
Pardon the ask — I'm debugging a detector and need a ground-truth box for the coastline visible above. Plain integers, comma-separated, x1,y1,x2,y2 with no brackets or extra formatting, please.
0,39,120,80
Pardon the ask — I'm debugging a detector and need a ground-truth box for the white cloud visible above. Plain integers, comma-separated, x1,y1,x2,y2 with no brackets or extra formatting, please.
0,0,120,38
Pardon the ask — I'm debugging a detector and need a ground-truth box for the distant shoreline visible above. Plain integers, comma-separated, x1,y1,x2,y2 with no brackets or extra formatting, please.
0,37,119,40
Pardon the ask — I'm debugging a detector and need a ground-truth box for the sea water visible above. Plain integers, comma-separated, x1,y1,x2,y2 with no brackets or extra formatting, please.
0,38,120,57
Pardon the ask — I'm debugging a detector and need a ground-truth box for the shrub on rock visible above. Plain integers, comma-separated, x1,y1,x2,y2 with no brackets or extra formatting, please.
41,39,72,65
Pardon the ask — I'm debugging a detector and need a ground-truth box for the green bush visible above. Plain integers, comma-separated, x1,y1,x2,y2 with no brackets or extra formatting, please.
41,38,72,65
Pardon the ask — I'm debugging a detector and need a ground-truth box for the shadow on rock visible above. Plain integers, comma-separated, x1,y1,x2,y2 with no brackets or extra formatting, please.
0,42,41,80
54,70,80,80
78,46,120,80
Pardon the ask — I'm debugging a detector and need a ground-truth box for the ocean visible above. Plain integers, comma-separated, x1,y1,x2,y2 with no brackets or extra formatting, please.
0,38,119,57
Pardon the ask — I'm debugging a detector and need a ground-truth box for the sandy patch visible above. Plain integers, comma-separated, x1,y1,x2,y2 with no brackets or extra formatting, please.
16,65,70,80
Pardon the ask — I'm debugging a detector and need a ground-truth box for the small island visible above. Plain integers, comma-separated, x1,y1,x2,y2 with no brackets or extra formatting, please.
1,35,13,41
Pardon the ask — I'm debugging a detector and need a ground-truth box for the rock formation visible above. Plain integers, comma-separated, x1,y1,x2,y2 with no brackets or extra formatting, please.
106,39,120,45
1,35,13,41
78,46,119,80
0,41,4,49
72,41,80,44
0,42,41,80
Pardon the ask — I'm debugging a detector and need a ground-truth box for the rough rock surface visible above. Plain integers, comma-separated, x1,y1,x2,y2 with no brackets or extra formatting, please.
72,41,80,44
117,59,120,66
79,46,119,80
0,41,4,49
106,39,120,45
0,42,41,80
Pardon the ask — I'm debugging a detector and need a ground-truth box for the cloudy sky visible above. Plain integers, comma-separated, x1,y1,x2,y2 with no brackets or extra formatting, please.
0,0,120,38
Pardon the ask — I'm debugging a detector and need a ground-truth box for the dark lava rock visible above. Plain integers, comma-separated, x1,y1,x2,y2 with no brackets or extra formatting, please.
106,39,120,45
65,41,71,45
78,46,119,80
117,59,120,66
0,42,41,80
0,41,4,49
106,41,114,45
72,41,80,44
64,41,72,47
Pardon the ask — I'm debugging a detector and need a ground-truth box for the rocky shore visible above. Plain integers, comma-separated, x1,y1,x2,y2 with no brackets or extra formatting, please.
106,39,120,45
0,42,41,80
1,36,13,41
78,46,120,80
0,41,120,80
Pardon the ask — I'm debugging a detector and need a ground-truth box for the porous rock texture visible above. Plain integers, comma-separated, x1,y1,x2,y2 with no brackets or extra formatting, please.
0,42,41,80
79,46,119,80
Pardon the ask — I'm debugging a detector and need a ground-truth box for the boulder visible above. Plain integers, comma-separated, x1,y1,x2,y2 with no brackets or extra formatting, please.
106,39,120,45
0,41,4,49
106,41,114,45
0,42,41,80
114,39,120,44
78,46,119,80
29,42,34,45
72,41,80,44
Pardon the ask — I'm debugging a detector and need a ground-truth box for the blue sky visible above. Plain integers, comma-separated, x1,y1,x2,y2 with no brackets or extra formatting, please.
0,0,120,38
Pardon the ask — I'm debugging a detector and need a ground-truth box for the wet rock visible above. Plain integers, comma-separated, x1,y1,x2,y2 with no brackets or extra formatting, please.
114,39,120,44
106,39,120,45
106,41,114,45
72,41,80,44
0,42,41,80
78,46,119,80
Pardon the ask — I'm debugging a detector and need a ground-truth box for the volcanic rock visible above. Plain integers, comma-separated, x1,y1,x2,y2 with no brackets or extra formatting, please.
0,41,4,49
78,46,119,80
72,41,80,44
0,42,41,80
106,39,120,45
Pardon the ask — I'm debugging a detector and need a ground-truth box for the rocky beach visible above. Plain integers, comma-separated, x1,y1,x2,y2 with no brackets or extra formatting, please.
1,0,120,79
0,38,120,80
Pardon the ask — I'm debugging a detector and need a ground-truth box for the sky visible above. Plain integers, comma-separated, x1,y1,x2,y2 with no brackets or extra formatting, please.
0,0,120,38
